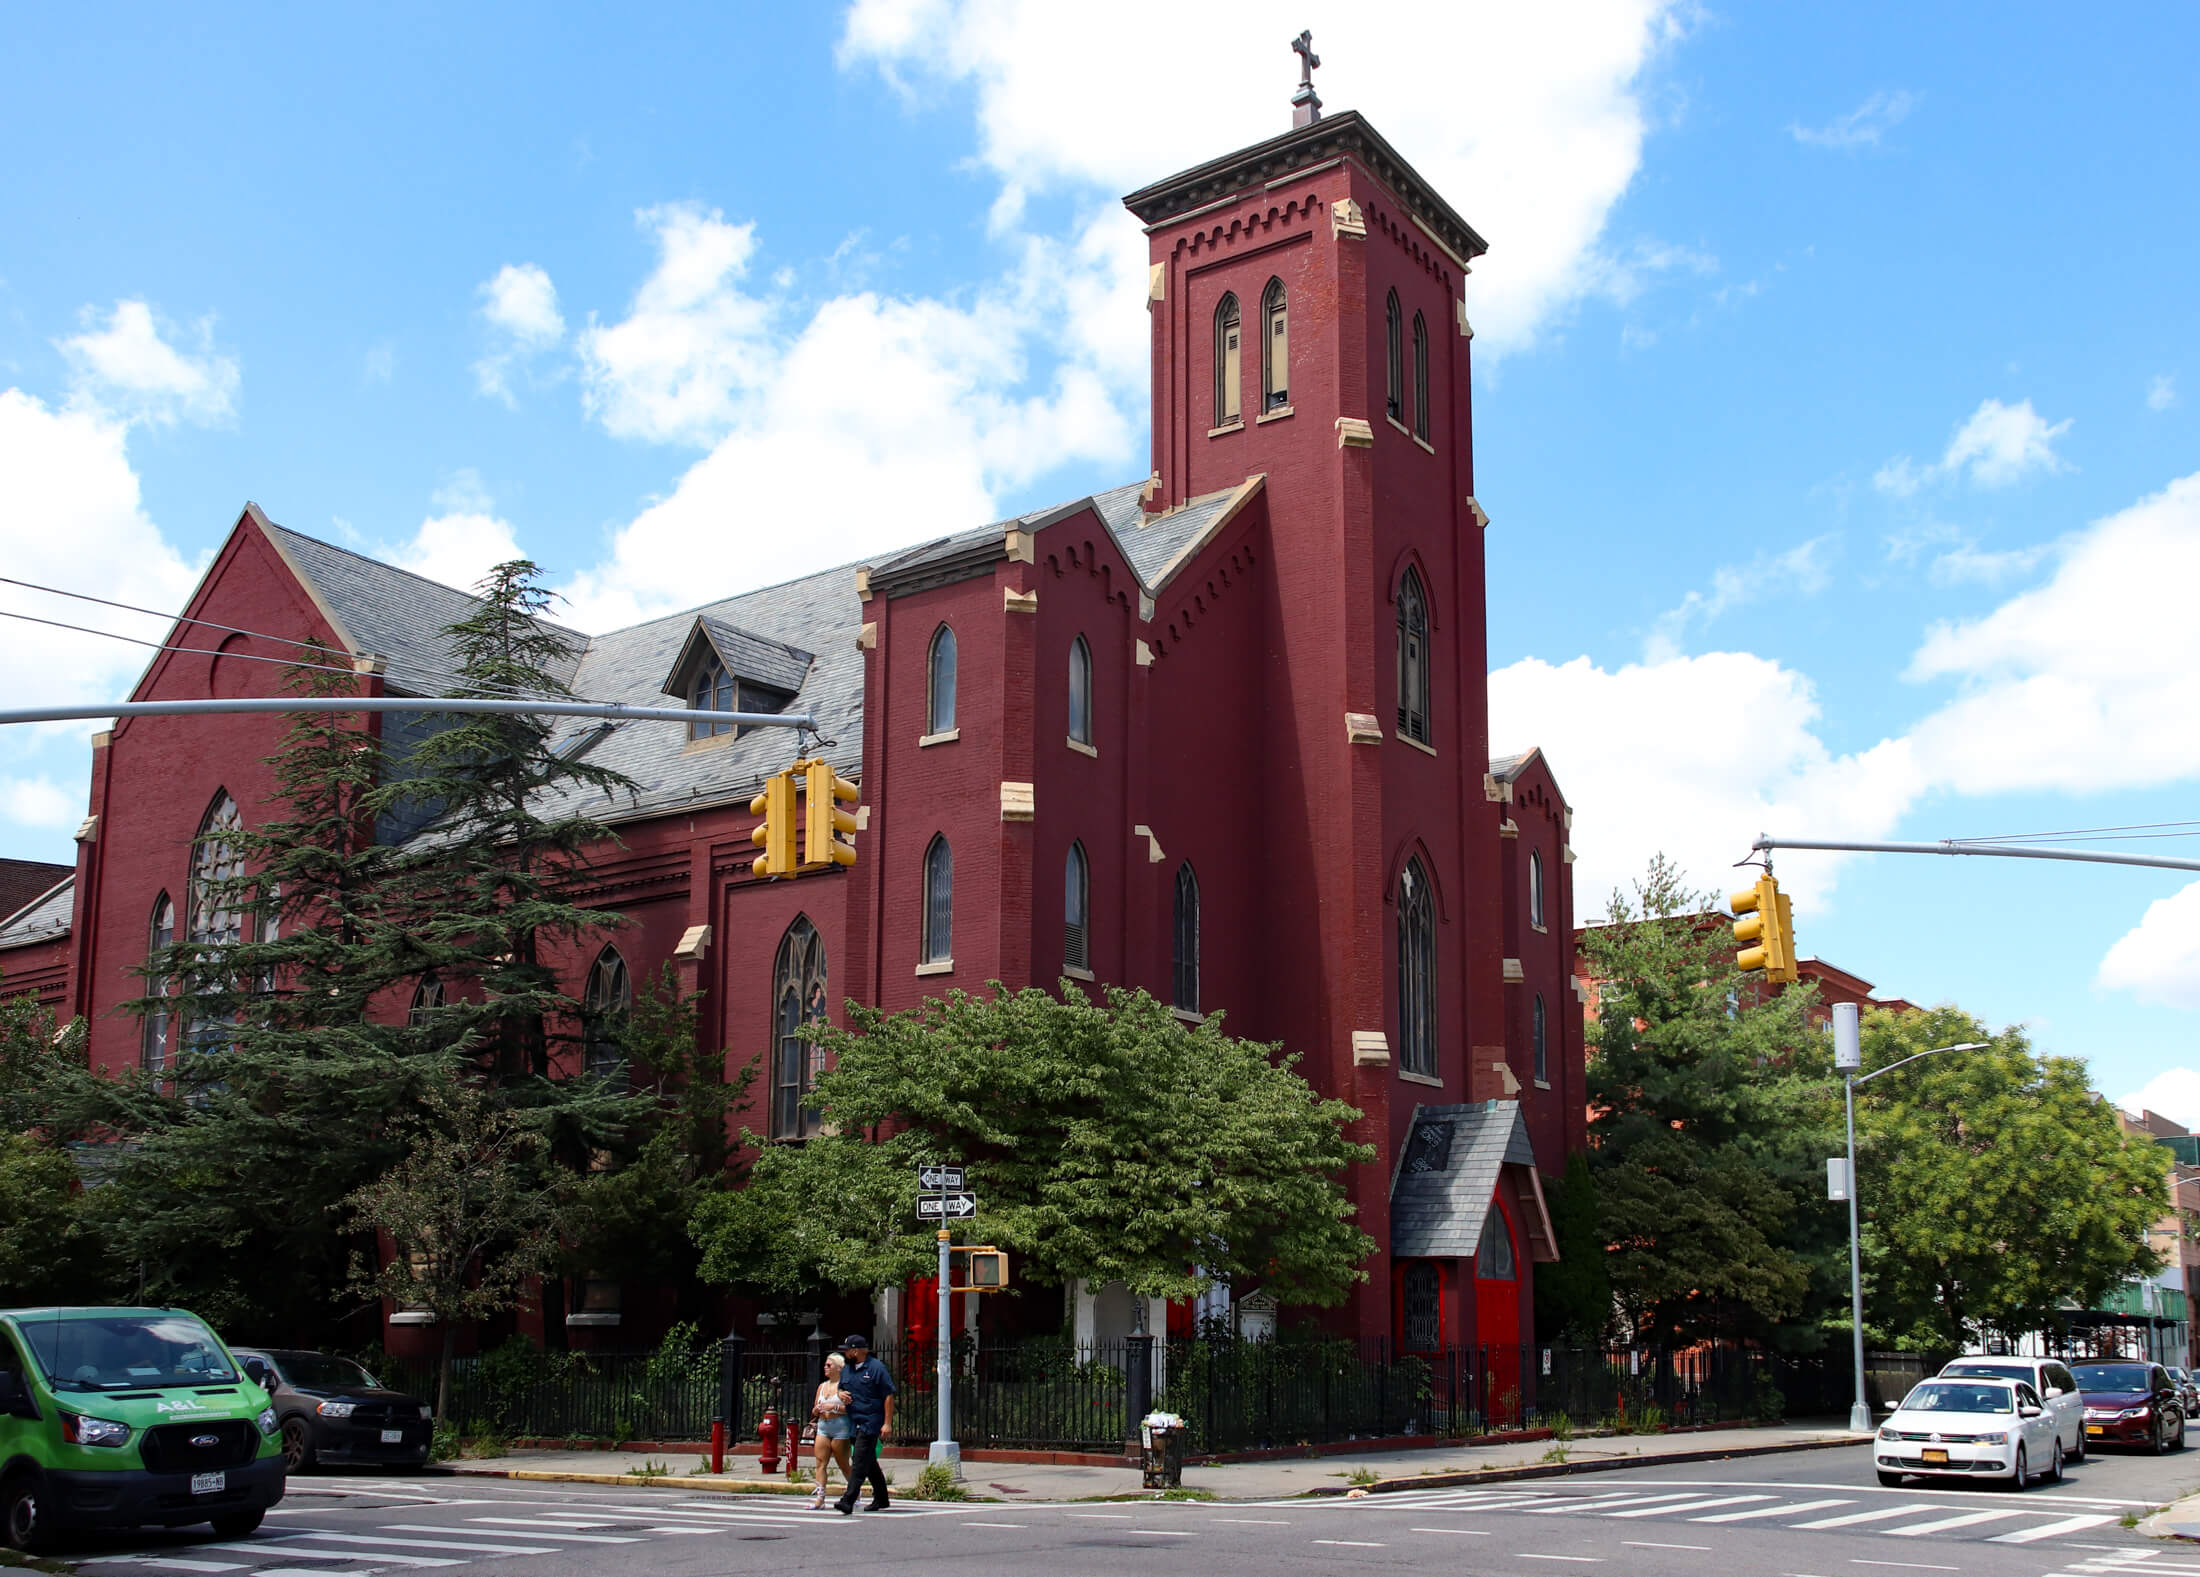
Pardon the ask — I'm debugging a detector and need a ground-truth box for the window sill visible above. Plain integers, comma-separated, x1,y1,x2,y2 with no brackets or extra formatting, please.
1067,737,1098,758
1208,420,1244,438
683,731,739,753
1387,412,1410,437
1398,1069,1445,1088
1395,731,1438,758
1531,922,1548,934
1171,1007,1206,1025
1413,432,1436,455
1534,1078,1551,1090
1256,404,1295,424
919,728,960,747
564,1312,622,1328
1062,965,1097,982
388,1311,438,1326
915,960,954,977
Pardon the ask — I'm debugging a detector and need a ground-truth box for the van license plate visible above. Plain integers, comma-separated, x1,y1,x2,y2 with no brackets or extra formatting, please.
1921,1449,1949,1465
381,1429,404,1443
191,1471,225,1495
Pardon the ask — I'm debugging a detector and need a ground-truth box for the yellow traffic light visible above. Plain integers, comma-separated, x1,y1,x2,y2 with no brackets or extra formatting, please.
951,1245,1009,1292
749,769,796,878
1729,873,1797,984
801,757,860,871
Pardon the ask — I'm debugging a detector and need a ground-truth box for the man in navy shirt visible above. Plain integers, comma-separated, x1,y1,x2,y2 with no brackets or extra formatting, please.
832,1333,896,1514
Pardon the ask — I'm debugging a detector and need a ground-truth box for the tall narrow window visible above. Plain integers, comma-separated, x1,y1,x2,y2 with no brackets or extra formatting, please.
408,975,445,1027
1172,862,1200,1014
185,792,246,1061
1476,1203,1517,1280
927,625,957,734
922,835,954,964
690,656,735,738
1067,636,1093,747
1533,992,1549,1085
1214,293,1242,425
1397,857,1436,1078
1260,278,1289,410
142,892,175,1072
1396,569,1431,745
1385,289,1404,420
771,917,828,1140
1411,310,1431,442
583,946,632,1082
1402,1260,1441,1352
1529,849,1545,929
1063,842,1090,973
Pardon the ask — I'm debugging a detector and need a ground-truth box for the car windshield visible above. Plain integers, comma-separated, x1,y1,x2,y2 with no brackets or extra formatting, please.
2073,1364,2151,1393
1901,1382,2015,1414
1941,1363,2028,1382
19,1313,236,1392
278,1355,379,1390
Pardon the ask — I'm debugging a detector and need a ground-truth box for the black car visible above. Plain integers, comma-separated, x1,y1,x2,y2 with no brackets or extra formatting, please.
232,1348,434,1472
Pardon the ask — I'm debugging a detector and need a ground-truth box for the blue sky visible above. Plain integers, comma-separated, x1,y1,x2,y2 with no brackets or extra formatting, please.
4,2,2197,1115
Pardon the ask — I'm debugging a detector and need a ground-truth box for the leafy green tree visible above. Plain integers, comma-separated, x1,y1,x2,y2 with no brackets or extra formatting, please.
342,1080,574,1419
693,983,1374,1314
1583,855,1830,1347
1856,1005,2169,1349
1532,1150,1612,1344
0,985,96,1305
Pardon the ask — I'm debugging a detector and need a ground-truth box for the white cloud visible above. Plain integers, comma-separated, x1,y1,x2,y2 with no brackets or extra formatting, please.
474,263,566,402
2101,884,2200,1011
2149,374,2179,412
1876,396,2072,495
0,776,80,830
57,299,239,427
363,342,395,384
1790,89,1917,150
1926,542,2049,586
1488,649,1918,921
2118,1066,2200,1129
378,471,527,595
838,0,1689,355
1647,534,1833,660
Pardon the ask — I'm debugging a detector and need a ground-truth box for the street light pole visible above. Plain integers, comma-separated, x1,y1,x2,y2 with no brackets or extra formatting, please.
1831,1001,1989,1435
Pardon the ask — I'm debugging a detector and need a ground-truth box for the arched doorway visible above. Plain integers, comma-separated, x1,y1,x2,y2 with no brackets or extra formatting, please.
1475,1199,1522,1425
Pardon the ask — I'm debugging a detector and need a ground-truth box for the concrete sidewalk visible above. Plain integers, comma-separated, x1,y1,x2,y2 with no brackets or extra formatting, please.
2144,1492,2200,1541
438,1421,1869,1502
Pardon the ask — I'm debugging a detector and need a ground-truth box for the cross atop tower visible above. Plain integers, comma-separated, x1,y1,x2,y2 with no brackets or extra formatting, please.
1290,29,1322,127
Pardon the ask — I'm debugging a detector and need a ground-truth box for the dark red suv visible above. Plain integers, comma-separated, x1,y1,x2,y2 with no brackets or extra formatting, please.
2073,1360,2187,1452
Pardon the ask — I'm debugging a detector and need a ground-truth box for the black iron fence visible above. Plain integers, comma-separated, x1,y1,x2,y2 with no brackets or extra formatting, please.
378,1336,1942,1454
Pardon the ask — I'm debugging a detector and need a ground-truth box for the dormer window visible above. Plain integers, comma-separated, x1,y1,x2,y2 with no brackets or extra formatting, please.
690,657,735,738
660,614,814,743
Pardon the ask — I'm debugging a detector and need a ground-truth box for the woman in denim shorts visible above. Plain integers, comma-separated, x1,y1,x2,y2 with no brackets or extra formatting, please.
808,1352,853,1508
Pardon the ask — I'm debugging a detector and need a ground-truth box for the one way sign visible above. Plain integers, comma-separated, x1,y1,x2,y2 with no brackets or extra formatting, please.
916,1192,978,1220
917,1164,966,1191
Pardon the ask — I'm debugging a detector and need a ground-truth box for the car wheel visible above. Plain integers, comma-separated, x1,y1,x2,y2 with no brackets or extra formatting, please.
2176,1413,2188,1451
1,1471,52,1555
208,1510,264,1539
2047,1438,2064,1483
2155,1419,2171,1456
1877,1471,1906,1487
2012,1444,2029,1488
282,1416,317,1473
2072,1426,2086,1463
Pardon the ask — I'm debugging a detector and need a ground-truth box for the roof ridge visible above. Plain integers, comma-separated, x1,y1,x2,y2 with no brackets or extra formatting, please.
261,519,590,640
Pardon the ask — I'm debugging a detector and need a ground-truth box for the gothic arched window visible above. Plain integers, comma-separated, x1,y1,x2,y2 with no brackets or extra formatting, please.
1533,991,1549,1085
1068,636,1093,747
927,625,957,735
142,892,175,1072
1214,292,1242,425
185,792,246,1062
1397,857,1436,1078
583,946,632,1082
1063,842,1090,973
1529,849,1545,929
1172,862,1200,1014
922,835,953,965
1411,310,1431,441
690,656,734,738
1477,1203,1517,1281
408,974,445,1027
771,917,828,1140
1385,289,1404,421
1396,569,1431,745
1260,278,1289,410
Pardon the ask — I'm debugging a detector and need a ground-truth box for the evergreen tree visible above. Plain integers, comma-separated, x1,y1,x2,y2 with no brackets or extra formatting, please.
0,983,96,1305
1532,1150,1612,1344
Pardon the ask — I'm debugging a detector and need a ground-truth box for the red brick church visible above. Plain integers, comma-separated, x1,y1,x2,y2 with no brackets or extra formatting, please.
1,96,1587,1358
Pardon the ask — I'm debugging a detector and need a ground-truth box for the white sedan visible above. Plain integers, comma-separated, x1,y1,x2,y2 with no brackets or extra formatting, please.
1876,1376,2064,1487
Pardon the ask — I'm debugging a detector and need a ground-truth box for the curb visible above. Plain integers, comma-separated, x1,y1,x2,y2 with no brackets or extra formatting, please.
437,1467,810,1495
1346,1433,1872,1498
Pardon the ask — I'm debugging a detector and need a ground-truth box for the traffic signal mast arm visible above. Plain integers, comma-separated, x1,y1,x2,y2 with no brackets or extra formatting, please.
1753,834,2200,875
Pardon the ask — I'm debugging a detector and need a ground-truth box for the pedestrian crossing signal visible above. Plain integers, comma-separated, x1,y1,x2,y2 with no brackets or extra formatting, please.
950,1246,1008,1292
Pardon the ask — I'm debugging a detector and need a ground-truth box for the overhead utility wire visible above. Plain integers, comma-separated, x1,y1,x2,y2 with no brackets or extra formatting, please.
1952,819,2200,843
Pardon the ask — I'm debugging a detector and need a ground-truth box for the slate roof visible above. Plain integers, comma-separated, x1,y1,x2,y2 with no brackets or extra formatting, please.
261,521,587,695
0,875,74,951
1489,751,1535,782
1389,1100,1544,1260
0,859,72,925
1102,482,1251,592
661,616,815,699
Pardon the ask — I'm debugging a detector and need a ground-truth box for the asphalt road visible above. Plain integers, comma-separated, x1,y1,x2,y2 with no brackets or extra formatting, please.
53,1438,2200,1576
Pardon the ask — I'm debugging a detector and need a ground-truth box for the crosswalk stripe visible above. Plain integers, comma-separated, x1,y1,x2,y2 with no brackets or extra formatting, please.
395,1521,639,1543
1607,1495,1771,1518
81,1562,245,1574
1520,1494,1668,1514
1540,1493,1722,1514
1692,1498,1855,1523
1884,1509,2026,1536
199,1544,463,1567
1988,1515,2121,1545
296,1531,558,1554
1792,1505,1955,1529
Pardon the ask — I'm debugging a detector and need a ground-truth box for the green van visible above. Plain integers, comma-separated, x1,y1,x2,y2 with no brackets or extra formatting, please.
0,1306,285,1552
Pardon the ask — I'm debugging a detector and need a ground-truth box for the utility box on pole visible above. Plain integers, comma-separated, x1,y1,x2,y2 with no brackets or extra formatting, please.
1827,1157,1851,1201
1833,1000,1862,1071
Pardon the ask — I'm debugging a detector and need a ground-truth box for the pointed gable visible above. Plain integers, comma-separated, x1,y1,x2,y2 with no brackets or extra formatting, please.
1389,1100,1557,1262
659,614,815,703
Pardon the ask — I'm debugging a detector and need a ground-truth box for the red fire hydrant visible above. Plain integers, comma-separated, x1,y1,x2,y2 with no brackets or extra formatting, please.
758,1406,782,1475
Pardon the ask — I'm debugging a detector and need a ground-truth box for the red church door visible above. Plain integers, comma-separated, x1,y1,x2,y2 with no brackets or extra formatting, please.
1475,1201,1522,1426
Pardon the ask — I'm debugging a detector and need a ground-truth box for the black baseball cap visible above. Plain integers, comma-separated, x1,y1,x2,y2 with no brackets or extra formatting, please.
842,1333,871,1350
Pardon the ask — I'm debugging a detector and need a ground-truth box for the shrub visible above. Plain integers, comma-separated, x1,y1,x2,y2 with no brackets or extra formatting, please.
908,1462,970,1501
